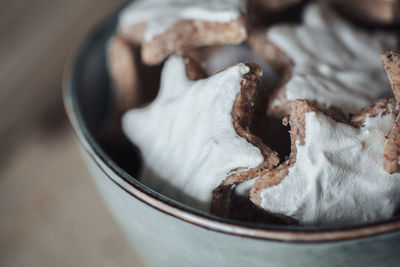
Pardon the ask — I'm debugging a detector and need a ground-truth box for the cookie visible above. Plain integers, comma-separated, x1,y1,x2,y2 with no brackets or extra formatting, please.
106,35,207,151
107,35,207,109
215,176,298,224
250,97,400,226
193,44,293,220
117,0,247,65
251,2,397,118
381,51,400,174
107,35,140,112
122,55,279,212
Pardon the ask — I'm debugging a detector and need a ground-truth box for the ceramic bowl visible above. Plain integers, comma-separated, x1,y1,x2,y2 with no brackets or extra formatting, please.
63,6,400,267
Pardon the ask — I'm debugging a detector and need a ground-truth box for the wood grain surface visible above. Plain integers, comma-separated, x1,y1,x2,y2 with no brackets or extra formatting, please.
0,0,126,165
0,1,146,266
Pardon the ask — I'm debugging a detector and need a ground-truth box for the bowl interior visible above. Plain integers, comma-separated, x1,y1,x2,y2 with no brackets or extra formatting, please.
66,7,400,235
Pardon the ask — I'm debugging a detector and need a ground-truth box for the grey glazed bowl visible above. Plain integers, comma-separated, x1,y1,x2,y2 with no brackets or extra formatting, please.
63,6,400,267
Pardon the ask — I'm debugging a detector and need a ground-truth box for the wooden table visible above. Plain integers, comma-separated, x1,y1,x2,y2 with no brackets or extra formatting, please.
0,1,145,266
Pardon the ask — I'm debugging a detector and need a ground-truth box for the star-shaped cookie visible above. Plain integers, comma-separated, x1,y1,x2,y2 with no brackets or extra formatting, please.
250,2,397,117
123,56,279,211
250,96,400,226
117,0,247,65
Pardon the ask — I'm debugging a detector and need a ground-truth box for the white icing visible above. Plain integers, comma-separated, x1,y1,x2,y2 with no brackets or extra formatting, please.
267,3,397,114
123,56,264,211
259,111,400,226
119,0,244,41
205,44,277,85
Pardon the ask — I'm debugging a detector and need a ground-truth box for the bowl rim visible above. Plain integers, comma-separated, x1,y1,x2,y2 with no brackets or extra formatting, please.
62,5,400,243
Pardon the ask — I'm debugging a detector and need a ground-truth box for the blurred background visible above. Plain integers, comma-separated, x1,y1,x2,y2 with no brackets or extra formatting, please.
0,1,145,266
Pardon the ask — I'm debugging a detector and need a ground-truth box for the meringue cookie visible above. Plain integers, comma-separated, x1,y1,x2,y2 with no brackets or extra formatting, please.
119,0,245,42
123,56,277,211
253,99,400,226
267,2,397,115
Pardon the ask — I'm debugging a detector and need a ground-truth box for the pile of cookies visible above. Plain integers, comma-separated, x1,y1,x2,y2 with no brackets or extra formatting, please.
107,0,400,226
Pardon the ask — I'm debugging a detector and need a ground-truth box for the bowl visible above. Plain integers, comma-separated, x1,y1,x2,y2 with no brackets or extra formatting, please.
63,5,400,267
